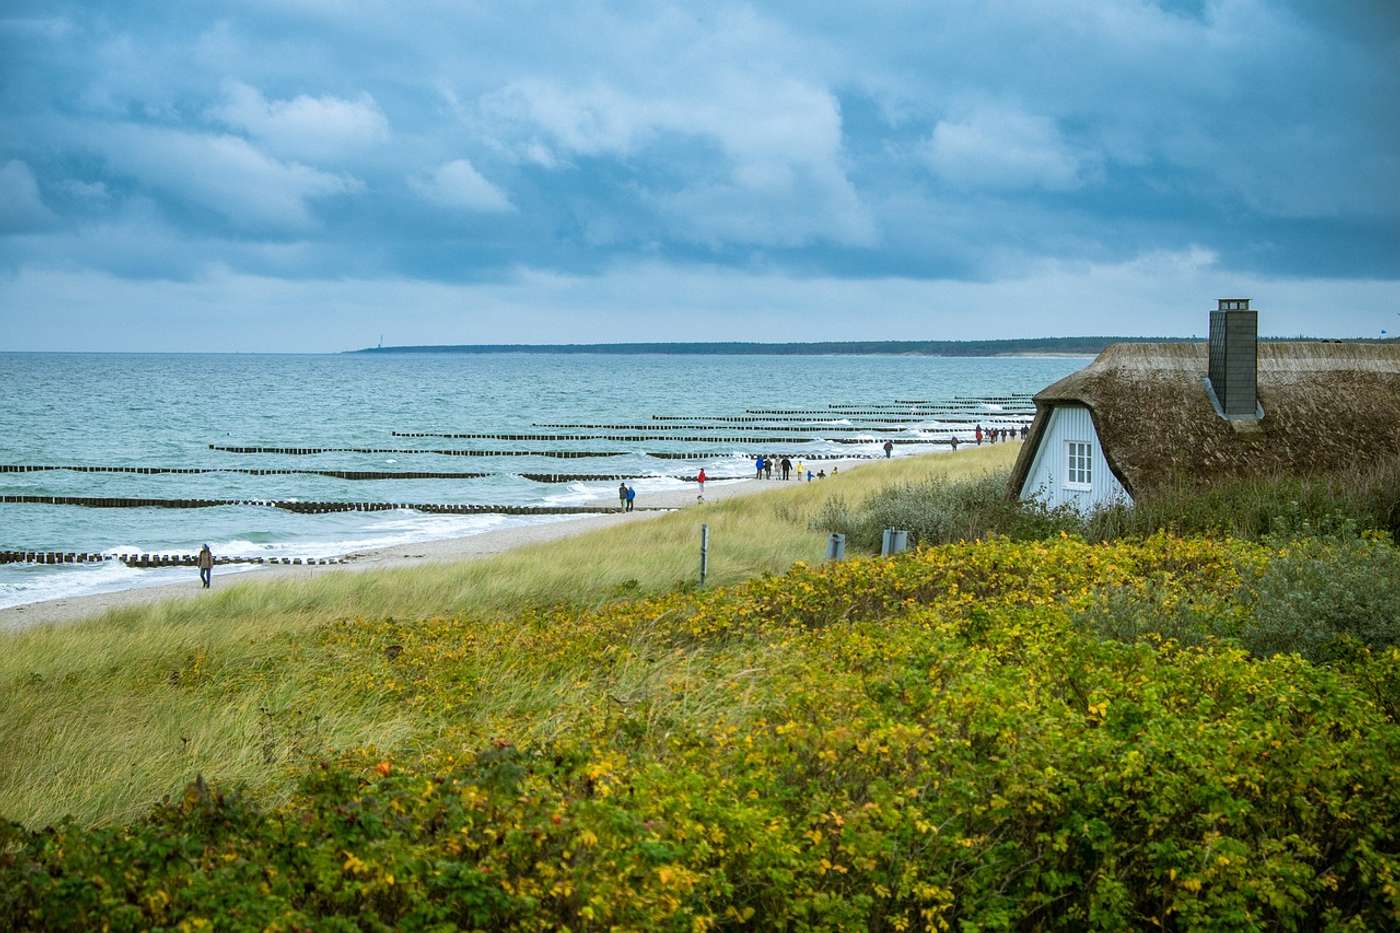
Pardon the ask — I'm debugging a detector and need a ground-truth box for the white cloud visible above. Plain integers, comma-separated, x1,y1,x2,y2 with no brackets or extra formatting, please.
409,159,513,213
0,160,55,231
480,74,873,246
923,104,1096,191
210,81,390,162
94,123,362,229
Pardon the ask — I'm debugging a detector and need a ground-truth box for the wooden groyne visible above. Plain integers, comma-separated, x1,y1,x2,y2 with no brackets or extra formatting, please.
0,465,490,480
648,415,1029,424
0,551,345,567
209,446,622,458
533,422,917,432
518,473,748,483
206,446,888,460
389,432,964,444
646,452,875,460
0,466,746,484
0,495,665,515
743,408,1033,417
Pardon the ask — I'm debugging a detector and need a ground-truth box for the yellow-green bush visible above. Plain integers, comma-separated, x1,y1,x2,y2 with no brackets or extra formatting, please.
4,534,1399,929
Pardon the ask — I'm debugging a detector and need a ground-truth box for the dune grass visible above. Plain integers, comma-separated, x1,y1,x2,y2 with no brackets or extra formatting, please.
0,444,1021,827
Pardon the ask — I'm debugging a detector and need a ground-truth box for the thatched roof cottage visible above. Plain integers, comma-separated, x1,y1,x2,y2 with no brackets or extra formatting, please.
1009,299,1400,511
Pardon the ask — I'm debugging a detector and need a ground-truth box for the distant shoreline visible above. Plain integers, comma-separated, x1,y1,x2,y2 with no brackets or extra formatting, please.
349,336,1396,356
349,337,1177,356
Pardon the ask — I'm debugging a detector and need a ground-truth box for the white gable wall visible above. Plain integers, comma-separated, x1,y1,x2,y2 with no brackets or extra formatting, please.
1018,403,1131,511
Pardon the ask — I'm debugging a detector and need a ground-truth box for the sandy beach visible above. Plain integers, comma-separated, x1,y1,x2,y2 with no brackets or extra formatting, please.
1,456,890,630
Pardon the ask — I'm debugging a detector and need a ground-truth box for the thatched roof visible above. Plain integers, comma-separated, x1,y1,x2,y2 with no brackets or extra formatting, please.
1009,341,1400,499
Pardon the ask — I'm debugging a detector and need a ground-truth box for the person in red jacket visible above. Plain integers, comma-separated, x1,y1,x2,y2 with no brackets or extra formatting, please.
696,468,707,496
975,424,984,445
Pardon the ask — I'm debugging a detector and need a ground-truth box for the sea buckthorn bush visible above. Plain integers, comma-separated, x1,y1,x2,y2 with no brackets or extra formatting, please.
4,535,1399,930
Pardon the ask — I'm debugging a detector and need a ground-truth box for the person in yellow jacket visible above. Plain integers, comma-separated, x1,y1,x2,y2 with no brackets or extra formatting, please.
197,544,214,589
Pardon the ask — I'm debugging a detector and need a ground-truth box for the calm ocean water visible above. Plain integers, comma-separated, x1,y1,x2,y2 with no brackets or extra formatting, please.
0,352,1084,609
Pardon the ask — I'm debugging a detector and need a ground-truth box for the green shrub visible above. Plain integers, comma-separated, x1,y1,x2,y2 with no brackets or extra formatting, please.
4,536,1400,929
813,472,1081,548
1244,535,1400,663
817,460,1400,551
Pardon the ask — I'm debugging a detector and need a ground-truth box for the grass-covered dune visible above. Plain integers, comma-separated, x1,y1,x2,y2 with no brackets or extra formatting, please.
4,443,1399,929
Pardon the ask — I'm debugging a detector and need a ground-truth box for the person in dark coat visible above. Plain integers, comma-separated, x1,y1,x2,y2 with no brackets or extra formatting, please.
883,439,894,458
781,457,792,480
618,482,628,510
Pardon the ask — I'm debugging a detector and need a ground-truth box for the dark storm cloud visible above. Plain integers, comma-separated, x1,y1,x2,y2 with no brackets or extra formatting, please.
1,1,1396,349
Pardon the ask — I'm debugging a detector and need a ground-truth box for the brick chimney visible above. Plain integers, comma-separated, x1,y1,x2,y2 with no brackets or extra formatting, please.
1207,298,1258,417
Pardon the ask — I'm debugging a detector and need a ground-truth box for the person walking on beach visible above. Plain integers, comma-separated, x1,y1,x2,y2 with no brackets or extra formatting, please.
754,455,765,479
625,485,636,512
781,456,792,481
197,544,213,589
883,439,894,459
975,424,984,445
696,468,707,497
764,457,773,480
618,482,628,510
950,434,960,451
795,459,804,481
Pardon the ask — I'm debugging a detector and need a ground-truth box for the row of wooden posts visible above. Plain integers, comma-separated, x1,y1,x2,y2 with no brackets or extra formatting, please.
0,551,345,567
646,415,1030,424
206,446,871,460
0,465,753,483
388,432,983,445
0,495,668,515
532,420,1028,430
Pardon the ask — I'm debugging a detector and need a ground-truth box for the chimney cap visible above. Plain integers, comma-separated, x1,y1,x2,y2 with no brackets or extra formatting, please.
1217,298,1252,311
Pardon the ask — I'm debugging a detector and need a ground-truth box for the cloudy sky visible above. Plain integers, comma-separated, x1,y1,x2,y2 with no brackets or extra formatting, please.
1,1,1397,351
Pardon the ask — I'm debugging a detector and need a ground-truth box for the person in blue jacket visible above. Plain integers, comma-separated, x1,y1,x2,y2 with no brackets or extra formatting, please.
625,484,636,512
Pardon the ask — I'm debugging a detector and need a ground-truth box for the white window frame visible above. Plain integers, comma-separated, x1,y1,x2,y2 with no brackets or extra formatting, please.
1064,440,1093,491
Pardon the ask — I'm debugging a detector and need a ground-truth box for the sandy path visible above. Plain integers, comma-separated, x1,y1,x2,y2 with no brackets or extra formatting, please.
1,457,884,629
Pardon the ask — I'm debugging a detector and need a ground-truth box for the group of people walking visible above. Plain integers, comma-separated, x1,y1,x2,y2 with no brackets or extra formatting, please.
750,455,836,482
973,424,1028,445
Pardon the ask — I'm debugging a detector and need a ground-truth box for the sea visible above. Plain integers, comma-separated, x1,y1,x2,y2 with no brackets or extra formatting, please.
0,352,1085,610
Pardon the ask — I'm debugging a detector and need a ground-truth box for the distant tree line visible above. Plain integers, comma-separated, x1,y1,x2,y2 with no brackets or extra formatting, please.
351,334,1395,356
